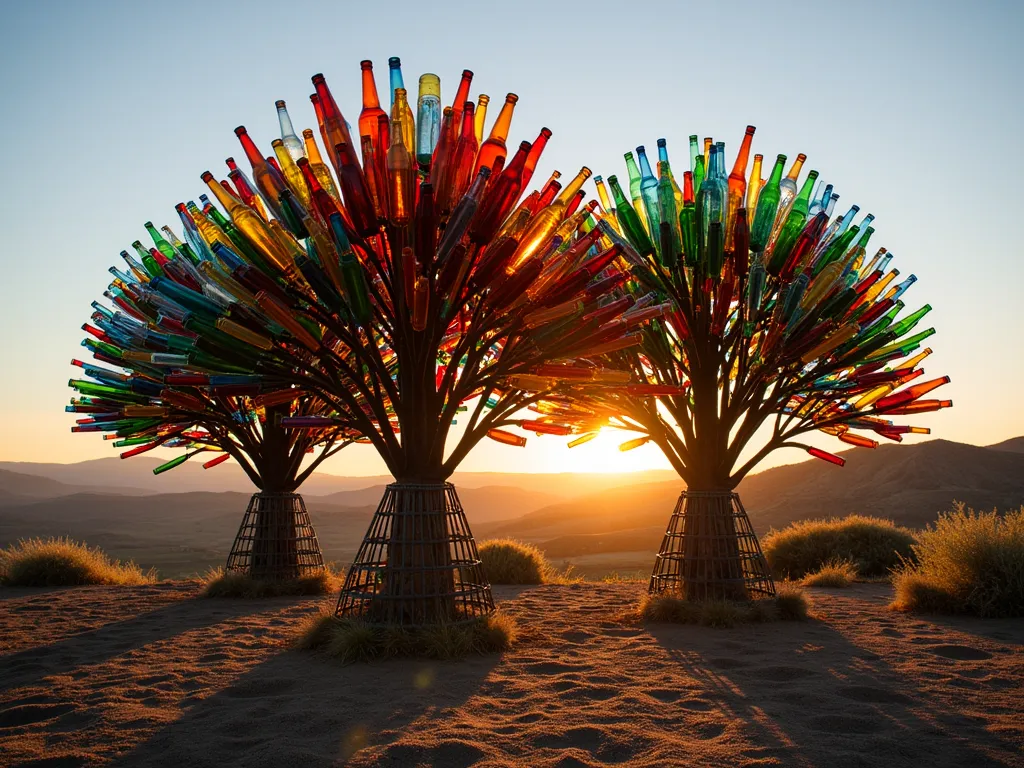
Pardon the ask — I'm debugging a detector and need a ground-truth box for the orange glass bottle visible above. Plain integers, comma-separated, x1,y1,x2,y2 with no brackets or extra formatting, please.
358,60,388,154
725,125,755,250
474,93,518,176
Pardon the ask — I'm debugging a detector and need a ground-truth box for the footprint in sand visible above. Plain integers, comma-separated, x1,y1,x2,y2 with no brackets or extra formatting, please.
927,645,993,661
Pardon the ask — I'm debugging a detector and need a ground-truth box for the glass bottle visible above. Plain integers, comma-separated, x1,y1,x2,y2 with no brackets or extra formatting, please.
391,88,415,164
750,154,786,252
388,57,405,108
311,73,358,172
475,93,518,176
624,151,648,233
272,138,313,209
470,140,531,243
521,127,551,190
358,60,388,153
450,69,473,124
688,134,700,172
234,126,287,222
767,169,819,274
301,129,341,202
387,116,416,226
746,153,763,217
443,102,478,213
725,125,755,250
275,100,305,162
416,74,442,166
474,94,489,144
508,166,591,269
656,138,683,208
636,146,661,244
608,174,655,256
769,153,807,241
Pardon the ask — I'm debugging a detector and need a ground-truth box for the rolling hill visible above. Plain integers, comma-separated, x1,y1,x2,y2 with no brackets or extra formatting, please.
2,437,1021,578
481,439,1024,559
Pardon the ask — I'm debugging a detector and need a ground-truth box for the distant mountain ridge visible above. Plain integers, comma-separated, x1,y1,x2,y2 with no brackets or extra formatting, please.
2,438,1021,575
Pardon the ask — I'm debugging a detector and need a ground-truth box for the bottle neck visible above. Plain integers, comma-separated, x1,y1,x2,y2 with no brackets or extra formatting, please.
452,70,473,116
730,126,755,178
302,130,325,164
785,153,807,181
767,155,787,184
486,94,518,143
637,148,654,180
624,153,641,184
235,129,265,169
276,103,297,138
389,59,405,105
361,62,381,109
522,128,551,182
556,167,592,206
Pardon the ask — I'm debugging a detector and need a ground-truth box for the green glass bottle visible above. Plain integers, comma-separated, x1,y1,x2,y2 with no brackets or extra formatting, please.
750,154,786,252
767,169,819,274
608,175,654,256
624,151,648,234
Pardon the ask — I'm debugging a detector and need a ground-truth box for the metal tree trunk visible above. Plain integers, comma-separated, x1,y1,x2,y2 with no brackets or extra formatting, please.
649,490,775,600
335,483,495,625
225,493,325,581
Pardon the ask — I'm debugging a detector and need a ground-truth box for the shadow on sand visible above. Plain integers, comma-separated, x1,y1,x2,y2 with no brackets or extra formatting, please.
647,610,1020,767
110,644,501,767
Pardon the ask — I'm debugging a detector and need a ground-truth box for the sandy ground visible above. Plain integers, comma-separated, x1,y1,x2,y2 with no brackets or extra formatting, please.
0,582,1021,768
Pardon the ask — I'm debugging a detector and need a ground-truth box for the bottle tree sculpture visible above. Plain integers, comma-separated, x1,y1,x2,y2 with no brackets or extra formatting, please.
532,128,951,601
67,218,358,583
198,61,654,626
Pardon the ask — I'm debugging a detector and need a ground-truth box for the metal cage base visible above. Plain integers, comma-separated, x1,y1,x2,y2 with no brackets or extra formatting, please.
335,483,495,626
649,490,776,600
225,492,325,581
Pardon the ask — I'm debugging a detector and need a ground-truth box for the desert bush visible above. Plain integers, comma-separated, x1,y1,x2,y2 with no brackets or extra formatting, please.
478,539,552,584
892,503,1024,618
763,515,917,578
201,567,340,598
0,537,156,587
638,587,808,627
801,559,858,588
295,609,517,662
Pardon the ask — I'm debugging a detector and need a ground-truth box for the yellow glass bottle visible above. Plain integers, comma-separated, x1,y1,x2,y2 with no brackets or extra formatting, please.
272,139,313,209
507,166,591,271
474,94,489,144
301,129,341,202
391,88,415,161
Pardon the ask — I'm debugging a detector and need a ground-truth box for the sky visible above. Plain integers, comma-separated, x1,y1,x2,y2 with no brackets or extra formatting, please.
0,0,1021,478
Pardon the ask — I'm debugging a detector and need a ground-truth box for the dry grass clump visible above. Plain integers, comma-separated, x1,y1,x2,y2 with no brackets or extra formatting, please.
801,559,858,588
892,503,1024,618
638,586,809,627
763,514,916,578
202,567,340,598
478,538,568,584
295,609,517,662
0,537,156,587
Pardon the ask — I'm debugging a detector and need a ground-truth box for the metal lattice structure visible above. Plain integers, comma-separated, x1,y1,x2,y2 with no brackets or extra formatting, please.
226,493,325,580
336,483,495,626
649,491,775,600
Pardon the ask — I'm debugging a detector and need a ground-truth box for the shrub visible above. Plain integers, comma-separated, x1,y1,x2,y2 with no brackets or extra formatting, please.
295,609,517,662
763,515,917,578
638,587,808,627
892,504,1024,618
478,539,552,584
0,537,156,587
201,567,340,598
801,559,858,588
775,586,810,620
